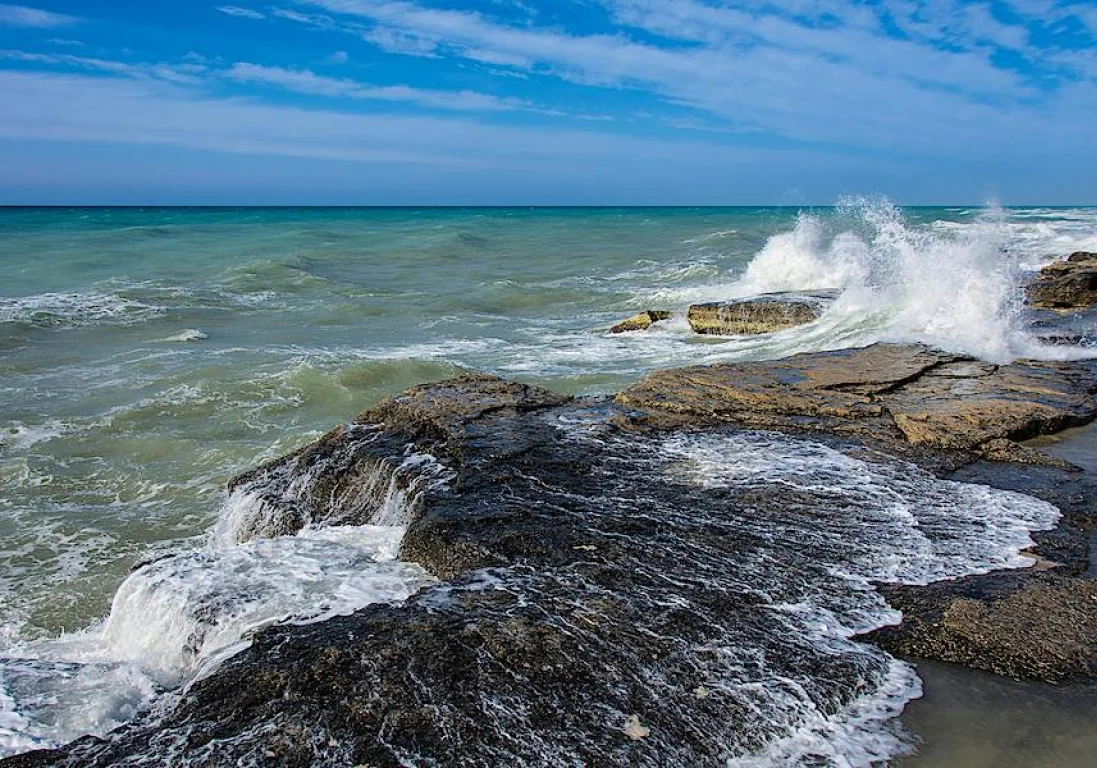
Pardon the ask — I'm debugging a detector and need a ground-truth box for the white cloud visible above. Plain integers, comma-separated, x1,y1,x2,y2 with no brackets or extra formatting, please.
361,25,440,57
0,68,804,174
325,50,349,64
0,3,78,28
0,49,204,85
224,61,535,112
216,5,265,20
1,67,1094,203
1,1,1094,202
289,0,1097,153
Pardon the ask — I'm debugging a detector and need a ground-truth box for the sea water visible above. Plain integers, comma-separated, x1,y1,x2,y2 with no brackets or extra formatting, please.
0,203,1095,762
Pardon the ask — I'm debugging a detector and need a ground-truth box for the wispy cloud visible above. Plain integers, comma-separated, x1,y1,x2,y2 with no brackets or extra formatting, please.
292,0,1095,153
0,50,205,85
224,61,536,112
0,68,849,178
216,5,265,20
0,3,78,28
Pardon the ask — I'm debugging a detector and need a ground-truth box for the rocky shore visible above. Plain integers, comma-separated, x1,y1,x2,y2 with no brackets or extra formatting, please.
9,340,1097,768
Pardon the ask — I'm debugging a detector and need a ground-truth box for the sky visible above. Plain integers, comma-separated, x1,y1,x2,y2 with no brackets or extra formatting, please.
0,0,1095,205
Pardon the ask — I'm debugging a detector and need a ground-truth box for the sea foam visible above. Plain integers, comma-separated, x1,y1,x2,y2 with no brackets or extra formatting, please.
0,448,441,756
652,200,1097,363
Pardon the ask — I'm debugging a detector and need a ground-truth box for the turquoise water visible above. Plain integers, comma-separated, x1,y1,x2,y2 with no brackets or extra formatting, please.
1,204,1096,760
0,206,810,632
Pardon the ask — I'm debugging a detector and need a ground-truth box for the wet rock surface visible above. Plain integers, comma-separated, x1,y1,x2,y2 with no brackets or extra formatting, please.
11,346,1097,767
617,343,1097,463
687,292,831,335
865,573,1097,683
1027,252,1097,310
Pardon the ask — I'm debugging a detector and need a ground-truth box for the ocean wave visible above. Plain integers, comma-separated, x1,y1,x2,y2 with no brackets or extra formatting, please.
683,228,738,244
0,292,164,329
160,329,207,343
641,200,1097,364
0,443,442,755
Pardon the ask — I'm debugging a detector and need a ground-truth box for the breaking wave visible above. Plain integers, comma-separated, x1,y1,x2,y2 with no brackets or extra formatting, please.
0,435,446,755
0,292,164,329
656,200,1096,364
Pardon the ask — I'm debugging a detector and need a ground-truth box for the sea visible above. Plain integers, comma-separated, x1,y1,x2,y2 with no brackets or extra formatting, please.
1,202,1095,764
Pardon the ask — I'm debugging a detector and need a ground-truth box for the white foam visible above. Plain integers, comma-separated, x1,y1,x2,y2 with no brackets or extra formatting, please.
0,421,67,453
664,432,1059,586
736,214,870,296
0,450,438,756
101,524,428,685
729,659,919,768
0,291,163,328
662,431,1062,765
641,201,1097,365
161,329,207,343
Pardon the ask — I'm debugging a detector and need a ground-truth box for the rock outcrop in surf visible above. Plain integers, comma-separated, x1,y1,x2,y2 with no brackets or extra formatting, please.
686,292,831,335
1028,251,1097,310
9,345,1097,767
609,309,672,333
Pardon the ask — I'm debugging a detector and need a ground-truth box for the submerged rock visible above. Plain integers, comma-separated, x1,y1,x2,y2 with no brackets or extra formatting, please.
687,292,831,335
609,310,672,334
1027,252,1097,310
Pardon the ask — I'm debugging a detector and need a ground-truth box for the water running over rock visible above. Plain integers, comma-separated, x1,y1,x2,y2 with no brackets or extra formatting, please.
13,357,1091,767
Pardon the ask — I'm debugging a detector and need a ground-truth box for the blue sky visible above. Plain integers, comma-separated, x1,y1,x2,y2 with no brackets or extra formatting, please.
0,0,1095,204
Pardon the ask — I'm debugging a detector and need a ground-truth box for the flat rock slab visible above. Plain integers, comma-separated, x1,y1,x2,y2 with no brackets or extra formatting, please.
617,343,1097,462
865,573,1097,683
1028,252,1097,310
687,292,833,335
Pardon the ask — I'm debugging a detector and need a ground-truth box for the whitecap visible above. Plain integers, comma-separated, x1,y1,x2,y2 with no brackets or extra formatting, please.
0,292,164,329
160,329,207,343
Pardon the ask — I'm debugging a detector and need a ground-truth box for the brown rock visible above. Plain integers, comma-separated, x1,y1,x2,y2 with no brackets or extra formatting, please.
359,372,571,438
617,343,1097,458
609,310,672,334
865,574,1097,683
1028,253,1097,310
687,293,827,335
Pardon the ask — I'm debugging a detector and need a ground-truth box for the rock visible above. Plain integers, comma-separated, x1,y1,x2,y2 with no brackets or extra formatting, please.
1027,253,1097,310
610,310,671,334
623,715,651,740
687,292,831,335
617,343,1097,460
1034,329,1084,346
863,573,1097,683
976,437,1080,472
